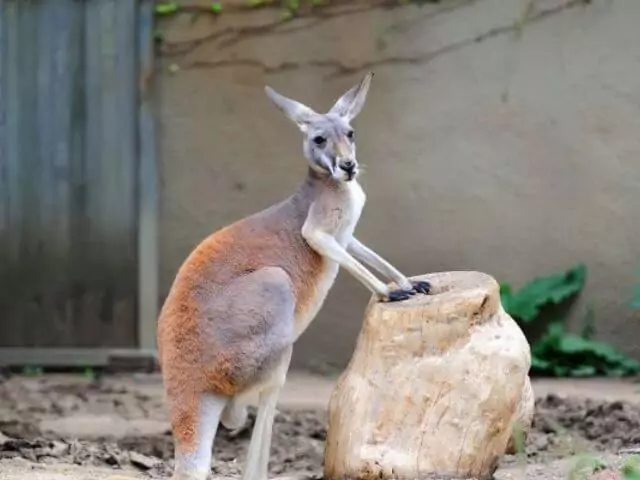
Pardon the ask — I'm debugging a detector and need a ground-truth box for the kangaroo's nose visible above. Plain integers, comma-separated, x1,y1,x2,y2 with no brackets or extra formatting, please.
340,160,355,171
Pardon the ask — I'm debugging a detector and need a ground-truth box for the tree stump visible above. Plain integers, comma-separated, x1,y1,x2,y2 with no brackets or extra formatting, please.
324,271,534,480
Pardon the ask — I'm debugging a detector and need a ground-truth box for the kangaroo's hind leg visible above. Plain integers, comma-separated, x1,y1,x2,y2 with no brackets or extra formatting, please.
169,392,228,480
161,266,296,480
161,334,230,479
201,266,296,480
241,345,293,480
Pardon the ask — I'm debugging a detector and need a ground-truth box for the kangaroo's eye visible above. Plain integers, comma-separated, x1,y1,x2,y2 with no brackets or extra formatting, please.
312,135,326,146
347,130,355,140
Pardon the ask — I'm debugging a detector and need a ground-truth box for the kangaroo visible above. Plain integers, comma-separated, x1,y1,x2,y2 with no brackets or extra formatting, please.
157,72,431,480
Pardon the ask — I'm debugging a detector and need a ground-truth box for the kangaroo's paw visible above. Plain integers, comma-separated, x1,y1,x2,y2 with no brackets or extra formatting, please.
411,280,432,295
385,288,415,302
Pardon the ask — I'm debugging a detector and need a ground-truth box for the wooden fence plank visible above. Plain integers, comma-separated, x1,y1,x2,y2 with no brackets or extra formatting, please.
0,0,6,263
137,0,159,351
16,3,40,346
81,0,138,347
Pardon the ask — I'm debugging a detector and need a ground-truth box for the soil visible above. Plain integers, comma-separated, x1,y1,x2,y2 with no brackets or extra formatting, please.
1,373,639,479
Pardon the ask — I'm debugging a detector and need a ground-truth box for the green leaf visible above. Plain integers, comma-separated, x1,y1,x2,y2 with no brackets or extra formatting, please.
621,455,640,480
560,335,639,369
503,264,587,322
210,2,223,13
155,2,179,15
532,321,565,354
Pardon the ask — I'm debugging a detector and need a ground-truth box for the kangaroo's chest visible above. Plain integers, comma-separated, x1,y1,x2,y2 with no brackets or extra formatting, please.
329,181,366,245
293,181,366,339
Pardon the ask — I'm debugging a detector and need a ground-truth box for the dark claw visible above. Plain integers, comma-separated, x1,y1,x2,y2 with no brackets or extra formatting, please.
386,289,414,302
412,280,432,295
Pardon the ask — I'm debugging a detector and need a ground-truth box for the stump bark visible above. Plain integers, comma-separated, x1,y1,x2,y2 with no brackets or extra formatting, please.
324,271,534,480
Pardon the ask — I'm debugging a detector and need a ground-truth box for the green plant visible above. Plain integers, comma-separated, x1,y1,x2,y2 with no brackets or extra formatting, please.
500,264,587,323
155,1,222,15
531,322,640,377
153,0,441,20
563,453,640,480
622,455,640,480
155,2,179,15
567,453,607,480
501,264,640,378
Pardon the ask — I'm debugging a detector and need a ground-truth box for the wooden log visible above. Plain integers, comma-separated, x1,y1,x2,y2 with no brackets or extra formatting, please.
324,271,534,480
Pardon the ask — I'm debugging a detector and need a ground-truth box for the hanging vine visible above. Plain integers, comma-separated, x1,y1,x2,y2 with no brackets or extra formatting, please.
153,0,445,20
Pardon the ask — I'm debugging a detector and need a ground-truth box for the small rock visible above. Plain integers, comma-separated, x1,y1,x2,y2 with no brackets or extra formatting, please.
21,448,37,462
130,451,159,470
534,435,549,451
45,440,70,458
2,438,32,451
619,447,640,455
0,450,19,459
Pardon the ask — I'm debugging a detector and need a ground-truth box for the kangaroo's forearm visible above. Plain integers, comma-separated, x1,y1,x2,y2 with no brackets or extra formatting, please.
348,237,412,290
302,229,389,296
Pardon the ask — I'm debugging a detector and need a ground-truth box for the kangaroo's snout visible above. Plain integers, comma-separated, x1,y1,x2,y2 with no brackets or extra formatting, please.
339,159,355,172
338,158,357,181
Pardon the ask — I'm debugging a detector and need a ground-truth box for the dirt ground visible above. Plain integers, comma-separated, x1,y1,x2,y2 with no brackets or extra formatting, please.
1,373,639,480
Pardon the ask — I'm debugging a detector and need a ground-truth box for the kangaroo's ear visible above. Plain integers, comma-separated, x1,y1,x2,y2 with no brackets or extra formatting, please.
265,86,318,131
328,71,374,121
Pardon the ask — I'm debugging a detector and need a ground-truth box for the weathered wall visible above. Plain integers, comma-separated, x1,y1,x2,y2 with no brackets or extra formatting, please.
156,0,640,371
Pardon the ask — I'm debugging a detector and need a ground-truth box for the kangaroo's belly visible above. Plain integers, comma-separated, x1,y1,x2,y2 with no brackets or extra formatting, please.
293,260,339,340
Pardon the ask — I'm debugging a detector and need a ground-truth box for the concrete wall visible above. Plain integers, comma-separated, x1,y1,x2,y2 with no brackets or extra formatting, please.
156,0,640,371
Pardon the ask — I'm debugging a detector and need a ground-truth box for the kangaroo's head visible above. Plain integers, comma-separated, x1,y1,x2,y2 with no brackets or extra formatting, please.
265,72,373,183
